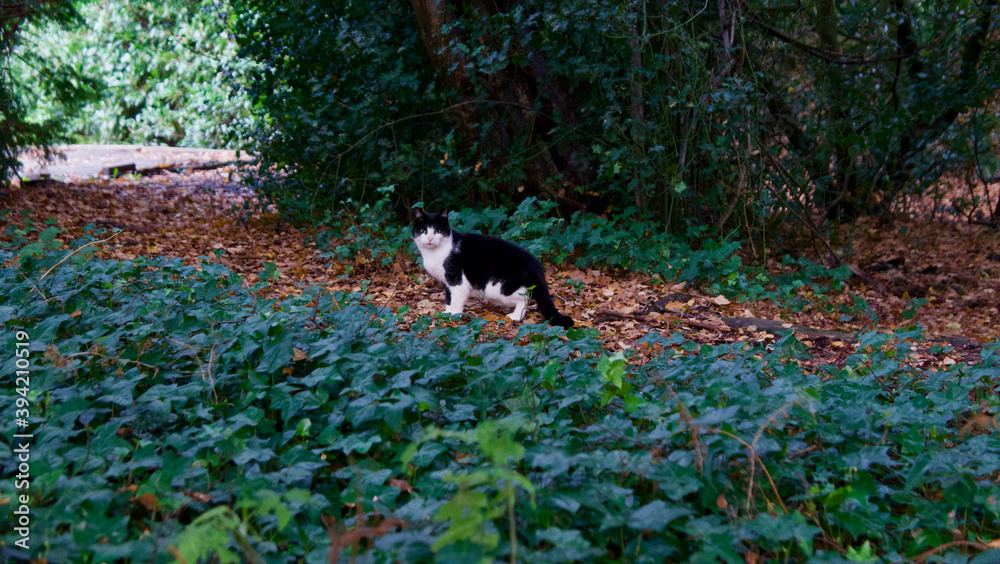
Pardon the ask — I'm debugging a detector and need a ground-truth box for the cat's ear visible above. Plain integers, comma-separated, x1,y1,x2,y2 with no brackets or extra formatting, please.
440,209,450,220
412,206,425,220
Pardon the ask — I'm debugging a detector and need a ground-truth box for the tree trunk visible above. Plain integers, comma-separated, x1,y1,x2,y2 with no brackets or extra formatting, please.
630,1,647,208
877,0,996,214
409,0,590,204
814,0,861,218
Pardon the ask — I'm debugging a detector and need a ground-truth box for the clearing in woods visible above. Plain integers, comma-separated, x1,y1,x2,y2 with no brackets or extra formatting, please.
8,146,999,369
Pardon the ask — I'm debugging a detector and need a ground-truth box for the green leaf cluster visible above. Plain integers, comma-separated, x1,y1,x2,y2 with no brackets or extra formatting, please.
222,0,1000,233
12,0,253,148
0,0,82,186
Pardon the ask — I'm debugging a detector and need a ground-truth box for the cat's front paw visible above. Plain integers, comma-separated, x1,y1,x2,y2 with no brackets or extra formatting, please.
507,312,525,322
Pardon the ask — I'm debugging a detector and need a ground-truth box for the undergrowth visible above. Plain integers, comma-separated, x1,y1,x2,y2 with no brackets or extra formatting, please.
312,191,853,310
2,221,999,563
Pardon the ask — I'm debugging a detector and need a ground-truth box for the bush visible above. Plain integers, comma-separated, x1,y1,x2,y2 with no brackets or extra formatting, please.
0,0,84,186
229,0,446,220
227,0,1000,236
227,0,764,227
11,0,254,148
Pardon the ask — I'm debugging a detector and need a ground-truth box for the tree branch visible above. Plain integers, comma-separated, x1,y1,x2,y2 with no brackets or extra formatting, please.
39,231,123,280
747,15,906,66
762,148,842,267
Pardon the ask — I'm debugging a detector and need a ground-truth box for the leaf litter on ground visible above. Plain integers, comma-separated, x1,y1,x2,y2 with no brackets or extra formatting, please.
4,169,997,371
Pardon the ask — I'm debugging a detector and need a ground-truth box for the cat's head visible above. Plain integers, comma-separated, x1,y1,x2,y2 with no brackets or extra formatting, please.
412,207,452,249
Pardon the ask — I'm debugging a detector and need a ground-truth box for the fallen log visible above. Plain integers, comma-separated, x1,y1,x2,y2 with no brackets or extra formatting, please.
596,309,730,332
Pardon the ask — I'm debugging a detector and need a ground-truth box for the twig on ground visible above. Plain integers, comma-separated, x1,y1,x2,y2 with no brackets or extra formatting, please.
597,308,731,332
40,231,123,280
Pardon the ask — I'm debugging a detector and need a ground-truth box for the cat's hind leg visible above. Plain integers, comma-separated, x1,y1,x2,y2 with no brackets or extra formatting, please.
506,287,529,321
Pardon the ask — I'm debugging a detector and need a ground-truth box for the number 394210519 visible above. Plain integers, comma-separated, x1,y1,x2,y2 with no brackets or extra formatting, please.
14,330,30,416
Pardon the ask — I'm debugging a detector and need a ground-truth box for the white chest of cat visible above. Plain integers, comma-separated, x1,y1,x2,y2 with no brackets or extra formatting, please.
416,237,452,285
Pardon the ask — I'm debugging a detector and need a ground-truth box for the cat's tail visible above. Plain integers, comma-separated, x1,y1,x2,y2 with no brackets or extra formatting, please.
534,283,574,328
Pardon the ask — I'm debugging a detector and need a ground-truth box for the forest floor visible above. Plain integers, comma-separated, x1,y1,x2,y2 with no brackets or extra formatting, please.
6,165,999,370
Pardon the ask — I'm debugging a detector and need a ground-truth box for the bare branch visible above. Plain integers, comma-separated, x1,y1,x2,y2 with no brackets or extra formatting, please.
747,15,906,66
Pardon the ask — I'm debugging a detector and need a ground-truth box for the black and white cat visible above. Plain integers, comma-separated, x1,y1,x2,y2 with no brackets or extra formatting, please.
411,208,574,328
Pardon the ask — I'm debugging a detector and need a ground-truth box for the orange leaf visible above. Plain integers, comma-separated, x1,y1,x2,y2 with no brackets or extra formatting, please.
389,478,413,493
716,494,728,510
135,492,159,511
184,490,213,503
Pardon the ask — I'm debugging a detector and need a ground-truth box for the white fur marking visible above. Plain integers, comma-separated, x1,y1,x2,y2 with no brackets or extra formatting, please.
505,286,529,321
444,275,472,315
414,227,453,284
481,281,505,302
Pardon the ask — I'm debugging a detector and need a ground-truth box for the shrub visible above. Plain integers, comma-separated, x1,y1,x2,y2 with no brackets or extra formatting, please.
11,0,254,148
227,0,1000,237
0,0,85,186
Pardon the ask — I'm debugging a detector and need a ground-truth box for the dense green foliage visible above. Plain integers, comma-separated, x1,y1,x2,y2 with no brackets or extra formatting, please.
3,218,999,562
0,0,83,187
7,0,998,232
230,0,439,220
11,0,252,148
3,2,999,562
229,0,1000,229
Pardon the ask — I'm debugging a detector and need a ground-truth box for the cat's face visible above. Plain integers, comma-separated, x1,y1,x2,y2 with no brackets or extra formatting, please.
412,208,452,250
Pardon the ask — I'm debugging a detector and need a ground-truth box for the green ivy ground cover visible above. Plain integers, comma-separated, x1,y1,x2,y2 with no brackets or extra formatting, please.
2,232,999,563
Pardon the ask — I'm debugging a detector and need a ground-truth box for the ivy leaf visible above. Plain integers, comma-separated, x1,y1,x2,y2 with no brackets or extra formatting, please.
258,331,294,374
597,352,627,388
691,405,741,426
39,226,60,245
334,432,382,455
740,512,820,544
628,501,693,532
533,528,602,561
19,241,45,259
296,417,312,437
